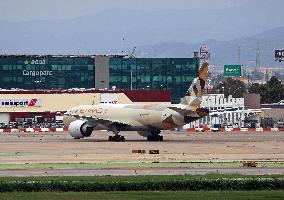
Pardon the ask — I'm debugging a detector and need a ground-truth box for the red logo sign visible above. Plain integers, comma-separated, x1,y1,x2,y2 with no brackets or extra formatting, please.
28,99,38,106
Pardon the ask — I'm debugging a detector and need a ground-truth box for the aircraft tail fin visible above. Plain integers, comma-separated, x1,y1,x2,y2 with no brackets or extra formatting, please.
180,62,209,106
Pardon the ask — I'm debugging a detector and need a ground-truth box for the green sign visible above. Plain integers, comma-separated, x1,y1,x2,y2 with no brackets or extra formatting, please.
224,65,241,77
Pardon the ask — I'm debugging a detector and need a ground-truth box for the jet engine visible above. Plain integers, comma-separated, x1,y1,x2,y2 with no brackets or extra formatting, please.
68,120,93,139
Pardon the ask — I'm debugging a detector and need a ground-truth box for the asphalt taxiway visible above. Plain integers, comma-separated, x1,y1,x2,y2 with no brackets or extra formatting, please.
0,131,283,176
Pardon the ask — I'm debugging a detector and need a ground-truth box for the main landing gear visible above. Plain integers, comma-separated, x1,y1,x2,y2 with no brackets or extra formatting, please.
108,125,125,142
147,130,163,141
108,134,125,142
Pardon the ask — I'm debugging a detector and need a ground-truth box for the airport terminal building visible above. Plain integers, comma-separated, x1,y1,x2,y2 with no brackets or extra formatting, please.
0,54,198,124
0,55,199,103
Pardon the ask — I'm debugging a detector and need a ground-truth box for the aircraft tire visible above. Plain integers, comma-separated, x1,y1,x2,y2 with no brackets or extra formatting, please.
109,135,125,142
147,135,163,141
108,136,114,141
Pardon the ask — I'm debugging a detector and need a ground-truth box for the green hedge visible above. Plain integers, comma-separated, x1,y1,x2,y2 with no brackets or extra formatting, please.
0,178,283,192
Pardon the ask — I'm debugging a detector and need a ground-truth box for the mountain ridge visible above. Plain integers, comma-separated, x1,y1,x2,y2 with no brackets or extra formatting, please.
0,4,283,66
135,26,284,66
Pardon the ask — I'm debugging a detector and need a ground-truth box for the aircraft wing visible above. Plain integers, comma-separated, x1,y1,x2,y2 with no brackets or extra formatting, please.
68,113,138,127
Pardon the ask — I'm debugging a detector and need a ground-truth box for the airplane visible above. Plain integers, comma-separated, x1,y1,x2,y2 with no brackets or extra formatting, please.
63,62,209,142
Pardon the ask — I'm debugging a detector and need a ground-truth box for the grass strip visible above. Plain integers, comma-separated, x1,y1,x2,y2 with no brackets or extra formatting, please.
1,191,284,200
1,174,284,182
0,177,283,192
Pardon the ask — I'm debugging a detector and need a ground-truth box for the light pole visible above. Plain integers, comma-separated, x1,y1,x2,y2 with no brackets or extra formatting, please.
222,86,225,94
130,68,133,90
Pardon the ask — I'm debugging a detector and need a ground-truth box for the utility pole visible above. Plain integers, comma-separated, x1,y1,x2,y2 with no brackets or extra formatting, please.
129,47,136,58
256,41,261,68
130,68,133,90
121,38,125,55
237,46,241,65
265,69,269,83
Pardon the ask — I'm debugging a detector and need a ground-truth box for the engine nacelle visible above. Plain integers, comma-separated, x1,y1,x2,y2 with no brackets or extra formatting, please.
68,120,93,139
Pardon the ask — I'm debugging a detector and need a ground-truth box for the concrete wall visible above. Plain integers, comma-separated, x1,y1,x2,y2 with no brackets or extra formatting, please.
0,113,10,124
95,55,109,89
263,108,284,122
244,93,260,109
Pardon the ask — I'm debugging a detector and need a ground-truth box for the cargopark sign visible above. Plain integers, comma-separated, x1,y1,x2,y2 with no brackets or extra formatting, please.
224,65,241,77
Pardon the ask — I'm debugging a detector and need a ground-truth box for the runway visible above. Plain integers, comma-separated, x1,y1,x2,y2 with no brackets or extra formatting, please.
0,131,283,176
0,166,283,176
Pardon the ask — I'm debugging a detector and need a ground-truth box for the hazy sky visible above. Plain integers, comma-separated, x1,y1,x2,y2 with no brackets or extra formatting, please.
0,0,249,22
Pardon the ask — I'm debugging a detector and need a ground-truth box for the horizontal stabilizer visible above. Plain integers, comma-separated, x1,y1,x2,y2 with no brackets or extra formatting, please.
168,107,196,116
168,106,209,118
180,96,202,107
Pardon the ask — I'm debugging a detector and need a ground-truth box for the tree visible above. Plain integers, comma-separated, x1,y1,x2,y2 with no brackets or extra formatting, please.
210,73,224,86
263,76,284,103
248,76,284,103
213,78,246,98
248,83,261,94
